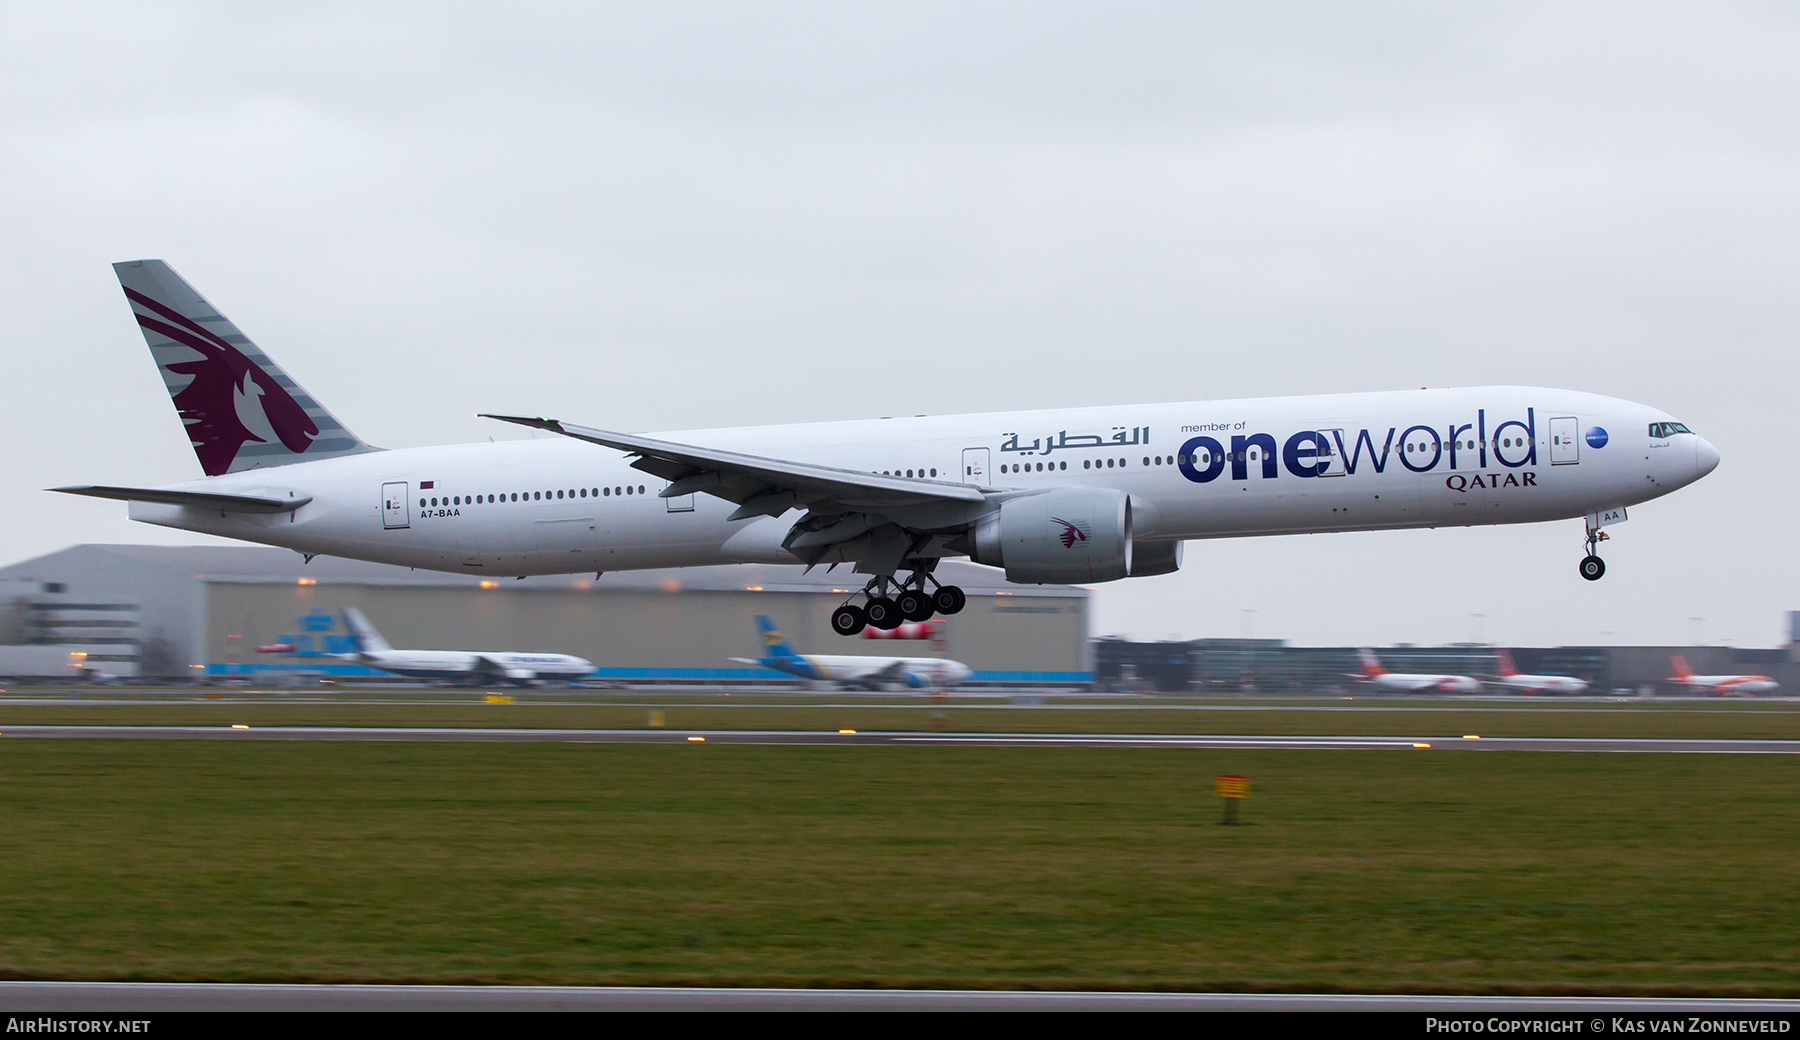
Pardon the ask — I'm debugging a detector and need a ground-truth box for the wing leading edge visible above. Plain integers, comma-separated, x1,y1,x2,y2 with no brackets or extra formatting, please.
480,415,998,571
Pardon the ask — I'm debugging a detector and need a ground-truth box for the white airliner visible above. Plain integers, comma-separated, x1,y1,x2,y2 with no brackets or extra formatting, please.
734,615,971,689
1356,648,1481,694
1487,648,1589,695
59,261,1721,637
334,608,594,685
1667,655,1778,695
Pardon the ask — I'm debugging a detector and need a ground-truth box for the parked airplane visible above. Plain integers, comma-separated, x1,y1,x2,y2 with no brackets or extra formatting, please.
334,607,594,685
1667,654,1778,695
734,615,971,689
1356,648,1481,694
1487,648,1589,695
60,261,1721,637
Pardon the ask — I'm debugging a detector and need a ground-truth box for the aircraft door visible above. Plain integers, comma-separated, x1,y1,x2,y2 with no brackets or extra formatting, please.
962,447,990,486
1549,416,1579,465
665,490,695,512
1315,430,1345,476
382,482,410,529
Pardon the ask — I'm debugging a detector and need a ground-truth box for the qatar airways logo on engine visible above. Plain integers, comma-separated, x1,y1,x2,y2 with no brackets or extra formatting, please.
1051,517,1090,549
1176,408,1565,488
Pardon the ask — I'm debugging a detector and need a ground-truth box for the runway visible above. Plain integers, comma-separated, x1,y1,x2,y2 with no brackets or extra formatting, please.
1,725,1796,752
0,982,1795,1012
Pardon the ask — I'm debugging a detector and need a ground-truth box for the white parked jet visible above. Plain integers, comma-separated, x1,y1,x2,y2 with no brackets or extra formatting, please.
1356,648,1481,694
1667,655,1778,695
734,615,971,689
60,261,1721,637
334,608,594,685
1487,648,1590,695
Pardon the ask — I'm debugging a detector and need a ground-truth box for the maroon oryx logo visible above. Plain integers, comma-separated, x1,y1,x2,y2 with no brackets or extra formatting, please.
1051,516,1090,549
123,286,319,475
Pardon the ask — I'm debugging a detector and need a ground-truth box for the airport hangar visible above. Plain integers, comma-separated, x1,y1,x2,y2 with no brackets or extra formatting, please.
0,545,1090,684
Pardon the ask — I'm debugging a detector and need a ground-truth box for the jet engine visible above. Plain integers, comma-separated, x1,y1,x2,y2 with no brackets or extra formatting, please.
1128,538,1182,577
969,487,1133,583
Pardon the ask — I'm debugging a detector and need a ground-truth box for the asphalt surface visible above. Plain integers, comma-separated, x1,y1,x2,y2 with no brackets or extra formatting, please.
0,725,1796,752
0,983,1795,1011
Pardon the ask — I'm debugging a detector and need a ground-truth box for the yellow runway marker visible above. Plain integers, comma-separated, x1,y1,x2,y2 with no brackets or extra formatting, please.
1413,742,1431,748
839,729,857,734
231,724,250,730
687,736,705,742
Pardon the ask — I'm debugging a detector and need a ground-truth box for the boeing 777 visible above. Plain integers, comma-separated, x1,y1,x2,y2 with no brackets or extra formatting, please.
59,261,1721,636
734,615,971,689
1486,648,1590,695
1667,655,1778,695
1356,648,1481,694
333,608,594,685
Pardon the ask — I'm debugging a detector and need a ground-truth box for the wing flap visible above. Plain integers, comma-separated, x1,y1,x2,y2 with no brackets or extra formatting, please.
480,415,986,512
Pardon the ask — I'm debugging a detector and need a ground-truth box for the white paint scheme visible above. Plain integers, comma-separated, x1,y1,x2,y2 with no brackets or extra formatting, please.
1488,648,1589,695
735,615,971,690
334,608,593,685
61,262,1724,623
90,388,1720,571
1667,655,1779,695
1357,648,1481,694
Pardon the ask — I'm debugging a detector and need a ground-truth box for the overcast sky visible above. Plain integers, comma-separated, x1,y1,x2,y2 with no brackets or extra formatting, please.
2,2,1795,648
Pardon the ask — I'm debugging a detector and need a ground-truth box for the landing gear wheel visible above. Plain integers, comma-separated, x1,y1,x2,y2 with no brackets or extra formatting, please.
864,596,902,630
831,604,867,636
932,585,967,615
896,589,933,622
1579,555,1606,581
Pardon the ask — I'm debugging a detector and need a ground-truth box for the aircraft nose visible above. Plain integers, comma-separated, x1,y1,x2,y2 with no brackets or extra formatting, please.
1694,436,1721,479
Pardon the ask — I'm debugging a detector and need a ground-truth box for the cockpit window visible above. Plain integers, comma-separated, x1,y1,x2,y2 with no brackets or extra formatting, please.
1648,421,1692,438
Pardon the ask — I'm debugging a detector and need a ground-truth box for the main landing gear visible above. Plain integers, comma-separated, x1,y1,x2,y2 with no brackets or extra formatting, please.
1579,527,1609,582
830,571,966,636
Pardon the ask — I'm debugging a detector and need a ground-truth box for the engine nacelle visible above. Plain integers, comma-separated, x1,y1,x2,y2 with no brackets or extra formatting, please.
1128,539,1182,577
970,487,1133,583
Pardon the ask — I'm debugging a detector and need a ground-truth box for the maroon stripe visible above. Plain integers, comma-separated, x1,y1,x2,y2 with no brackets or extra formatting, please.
135,313,231,362
123,286,237,355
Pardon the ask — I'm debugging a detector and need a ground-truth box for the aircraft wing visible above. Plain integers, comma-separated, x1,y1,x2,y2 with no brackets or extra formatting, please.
866,660,912,684
481,415,986,517
50,485,312,514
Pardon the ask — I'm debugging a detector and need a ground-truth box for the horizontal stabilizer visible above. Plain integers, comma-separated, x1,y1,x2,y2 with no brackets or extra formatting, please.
50,485,311,514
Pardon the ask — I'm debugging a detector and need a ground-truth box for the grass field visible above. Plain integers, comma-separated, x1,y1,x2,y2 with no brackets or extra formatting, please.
0,738,1796,992
4,689,1800,739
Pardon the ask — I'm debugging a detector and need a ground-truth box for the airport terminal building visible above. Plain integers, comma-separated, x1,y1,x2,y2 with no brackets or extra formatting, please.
0,545,1090,683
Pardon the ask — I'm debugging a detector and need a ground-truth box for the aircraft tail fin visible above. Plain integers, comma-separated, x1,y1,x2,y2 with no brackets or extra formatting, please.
1357,648,1386,677
1495,648,1519,677
1670,654,1693,680
113,260,378,477
342,608,393,653
754,615,802,660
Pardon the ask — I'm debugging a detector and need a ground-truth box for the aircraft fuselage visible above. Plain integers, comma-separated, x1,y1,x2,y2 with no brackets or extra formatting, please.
123,386,1717,578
